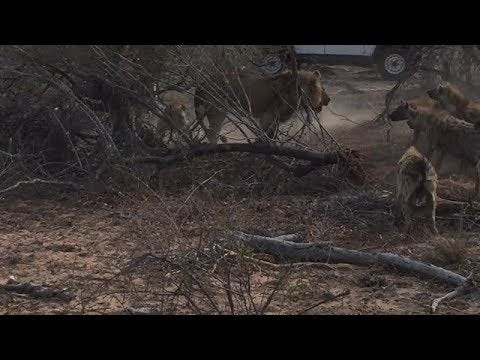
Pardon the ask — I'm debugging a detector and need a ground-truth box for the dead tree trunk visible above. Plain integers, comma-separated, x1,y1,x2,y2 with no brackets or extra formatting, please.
231,232,469,287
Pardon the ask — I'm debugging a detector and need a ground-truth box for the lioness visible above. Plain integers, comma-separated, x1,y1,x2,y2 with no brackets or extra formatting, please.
156,103,188,144
396,146,438,234
193,70,331,144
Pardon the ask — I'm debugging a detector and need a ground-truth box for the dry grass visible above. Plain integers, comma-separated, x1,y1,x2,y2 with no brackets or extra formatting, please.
430,236,468,265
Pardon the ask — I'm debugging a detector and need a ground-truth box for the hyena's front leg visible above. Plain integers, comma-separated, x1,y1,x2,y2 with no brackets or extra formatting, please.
459,159,468,173
431,149,445,173
394,172,405,226
402,203,414,234
402,186,419,234
430,204,438,234
425,191,439,234
394,193,405,227
424,130,437,160
412,129,420,147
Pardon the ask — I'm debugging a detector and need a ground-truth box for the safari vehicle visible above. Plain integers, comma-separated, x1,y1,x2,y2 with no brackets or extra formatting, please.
255,45,424,80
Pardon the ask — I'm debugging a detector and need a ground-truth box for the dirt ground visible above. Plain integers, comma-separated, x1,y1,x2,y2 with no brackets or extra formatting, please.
2,65,480,315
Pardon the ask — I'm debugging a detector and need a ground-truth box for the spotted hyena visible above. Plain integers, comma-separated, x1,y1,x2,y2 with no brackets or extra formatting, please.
396,146,438,234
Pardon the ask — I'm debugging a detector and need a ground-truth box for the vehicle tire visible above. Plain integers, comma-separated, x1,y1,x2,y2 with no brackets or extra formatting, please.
259,54,284,75
374,47,412,81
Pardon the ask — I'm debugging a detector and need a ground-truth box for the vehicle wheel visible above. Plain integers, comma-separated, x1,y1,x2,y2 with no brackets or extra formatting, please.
375,48,411,81
259,54,284,75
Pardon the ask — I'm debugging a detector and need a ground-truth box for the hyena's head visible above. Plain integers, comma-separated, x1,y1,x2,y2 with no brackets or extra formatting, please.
427,81,465,110
427,82,447,103
403,102,424,130
389,101,423,130
465,104,480,122
389,101,412,122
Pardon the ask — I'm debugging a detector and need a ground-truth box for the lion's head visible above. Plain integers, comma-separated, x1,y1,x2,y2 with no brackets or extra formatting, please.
300,70,330,112
165,103,187,130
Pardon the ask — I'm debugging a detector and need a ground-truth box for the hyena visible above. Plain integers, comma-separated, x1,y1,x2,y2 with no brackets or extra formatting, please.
389,96,443,147
396,146,438,234
427,81,480,128
391,101,480,199
389,101,478,171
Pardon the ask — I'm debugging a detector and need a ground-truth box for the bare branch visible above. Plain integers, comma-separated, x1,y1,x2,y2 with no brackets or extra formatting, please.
0,178,82,195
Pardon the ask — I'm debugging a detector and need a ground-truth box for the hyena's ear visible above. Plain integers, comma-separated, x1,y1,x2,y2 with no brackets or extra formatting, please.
407,102,417,111
313,70,322,80
438,81,448,90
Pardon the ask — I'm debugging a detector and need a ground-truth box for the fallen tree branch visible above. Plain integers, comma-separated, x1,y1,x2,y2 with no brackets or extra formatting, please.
131,144,350,168
273,233,306,243
231,232,469,287
1,277,73,302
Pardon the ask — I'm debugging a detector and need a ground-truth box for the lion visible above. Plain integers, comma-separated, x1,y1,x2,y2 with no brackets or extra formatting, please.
396,146,438,234
427,81,480,127
193,70,331,144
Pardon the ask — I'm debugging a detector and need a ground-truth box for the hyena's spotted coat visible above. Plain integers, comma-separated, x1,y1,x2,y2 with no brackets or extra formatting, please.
396,146,438,234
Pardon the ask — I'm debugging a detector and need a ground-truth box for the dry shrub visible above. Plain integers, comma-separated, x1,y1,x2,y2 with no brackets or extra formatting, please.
438,178,475,202
431,236,468,265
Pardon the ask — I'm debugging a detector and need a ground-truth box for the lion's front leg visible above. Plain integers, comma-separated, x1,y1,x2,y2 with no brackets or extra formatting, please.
205,111,226,145
257,112,280,142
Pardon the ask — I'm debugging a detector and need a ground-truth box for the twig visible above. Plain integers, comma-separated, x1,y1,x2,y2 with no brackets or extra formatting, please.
259,266,291,314
0,178,82,195
297,289,350,315
431,273,477,313
222,247,336,271
326,107,363,126
0,149,18,158
182,169,223,205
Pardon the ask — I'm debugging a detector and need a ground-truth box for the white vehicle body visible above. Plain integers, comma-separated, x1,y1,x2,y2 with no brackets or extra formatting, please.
258,45,417,80
294,45,377,57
